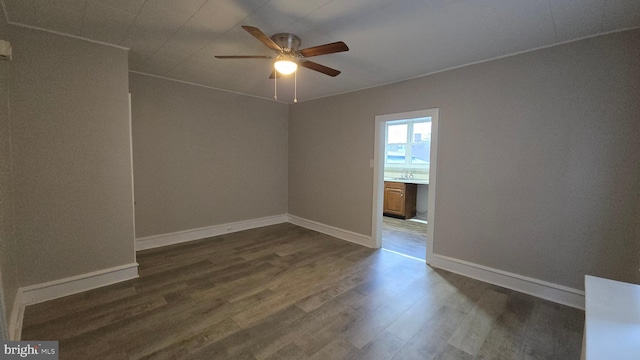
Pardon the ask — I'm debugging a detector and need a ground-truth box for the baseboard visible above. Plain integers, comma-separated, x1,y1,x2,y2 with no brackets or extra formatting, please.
8,290,23,340
20,263,139,306
9,262,138,340
287,214,373,248
135,214,371,251
429,254,585,309
136,216,583,309
136,214,288,251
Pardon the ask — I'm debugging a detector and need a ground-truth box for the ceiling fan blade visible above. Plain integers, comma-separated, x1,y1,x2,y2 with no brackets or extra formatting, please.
241,25,282,52
215,55,273,59
299,41,349,58
300,60,341,77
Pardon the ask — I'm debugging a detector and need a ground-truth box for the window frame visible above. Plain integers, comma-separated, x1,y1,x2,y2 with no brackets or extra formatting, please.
384,117,432,169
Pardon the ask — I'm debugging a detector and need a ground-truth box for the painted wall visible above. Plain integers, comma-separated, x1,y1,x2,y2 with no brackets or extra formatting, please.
130,73,289,238
8,26,135,286
416,184,428,220
289,29,640,290
0,16,18,339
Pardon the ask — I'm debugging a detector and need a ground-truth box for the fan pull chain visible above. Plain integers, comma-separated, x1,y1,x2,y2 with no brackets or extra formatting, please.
294,70,297,103
274,70,277,100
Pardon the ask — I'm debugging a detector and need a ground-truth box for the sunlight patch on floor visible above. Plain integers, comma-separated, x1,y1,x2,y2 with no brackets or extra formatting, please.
408,218,428,224
381,248,426,263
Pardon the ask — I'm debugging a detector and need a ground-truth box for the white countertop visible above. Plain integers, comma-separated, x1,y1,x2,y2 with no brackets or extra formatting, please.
584,275,640,360
384,178,428,185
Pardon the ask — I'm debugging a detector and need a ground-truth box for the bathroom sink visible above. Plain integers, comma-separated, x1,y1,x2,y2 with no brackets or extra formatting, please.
384,177,429,184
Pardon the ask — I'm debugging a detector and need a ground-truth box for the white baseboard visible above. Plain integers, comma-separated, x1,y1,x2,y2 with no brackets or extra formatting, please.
138,215,583,310
287,214,373,248
429,254,585,309
8,290,23,341
9,262,138,340
20,263,139,306
4,218,585,343
136,214,288,251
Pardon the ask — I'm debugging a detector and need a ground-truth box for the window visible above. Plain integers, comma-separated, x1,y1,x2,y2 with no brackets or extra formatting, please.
385,117,431,168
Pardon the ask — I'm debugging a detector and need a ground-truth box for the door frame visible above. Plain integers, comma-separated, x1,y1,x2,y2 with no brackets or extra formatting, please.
372,108,440,264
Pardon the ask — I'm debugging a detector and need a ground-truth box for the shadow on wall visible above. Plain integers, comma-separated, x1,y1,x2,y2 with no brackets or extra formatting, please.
0,287,6,340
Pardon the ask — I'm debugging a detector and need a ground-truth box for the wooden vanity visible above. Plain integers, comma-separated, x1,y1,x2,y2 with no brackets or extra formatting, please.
383,181,417,219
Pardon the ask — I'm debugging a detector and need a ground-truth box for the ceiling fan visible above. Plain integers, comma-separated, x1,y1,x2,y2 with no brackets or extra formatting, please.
215,26,349,78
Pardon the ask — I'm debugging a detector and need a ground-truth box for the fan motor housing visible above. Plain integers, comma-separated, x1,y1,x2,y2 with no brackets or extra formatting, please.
271,33,301,53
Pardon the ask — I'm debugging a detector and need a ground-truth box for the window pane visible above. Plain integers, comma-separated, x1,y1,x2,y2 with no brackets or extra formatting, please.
412,122,431,143
411,122,431,165
387,124,408,144
386,144,406,163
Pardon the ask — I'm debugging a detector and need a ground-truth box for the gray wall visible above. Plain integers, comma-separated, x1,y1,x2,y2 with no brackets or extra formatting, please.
130,73,289,238
0,16,17,339
416,184,428,220
9,26,135,286
289,29,640,290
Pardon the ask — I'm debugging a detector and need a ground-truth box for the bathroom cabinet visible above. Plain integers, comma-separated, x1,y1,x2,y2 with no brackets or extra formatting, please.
383,181,417,219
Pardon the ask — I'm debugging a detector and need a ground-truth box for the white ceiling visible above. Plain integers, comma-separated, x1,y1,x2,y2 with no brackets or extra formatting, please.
2,0,640,103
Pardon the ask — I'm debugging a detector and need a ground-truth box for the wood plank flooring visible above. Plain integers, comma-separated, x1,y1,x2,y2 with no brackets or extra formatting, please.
21,223,584,359
382,216,427,260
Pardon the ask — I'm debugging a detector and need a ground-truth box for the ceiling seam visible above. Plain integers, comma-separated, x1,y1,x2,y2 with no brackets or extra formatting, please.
547,0,559,41
601,1,607,32
117,0,148,45
158,1,273,78
31,0,37,29
138,0,211,67
80,0,88,39
0,0,9,24
486,3,507,54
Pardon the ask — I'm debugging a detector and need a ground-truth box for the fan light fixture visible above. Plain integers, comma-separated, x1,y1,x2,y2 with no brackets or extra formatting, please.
216,26,349,102
274,58,297,75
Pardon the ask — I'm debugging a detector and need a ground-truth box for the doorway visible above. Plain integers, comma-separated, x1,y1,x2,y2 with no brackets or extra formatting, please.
372,109,439,264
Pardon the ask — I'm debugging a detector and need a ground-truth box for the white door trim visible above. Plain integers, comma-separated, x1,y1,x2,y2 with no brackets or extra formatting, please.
128,93,137,261
372,108,440,263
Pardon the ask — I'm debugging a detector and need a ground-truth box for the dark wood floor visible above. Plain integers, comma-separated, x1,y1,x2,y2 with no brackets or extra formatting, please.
22,223,584,359
382,216,427,260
